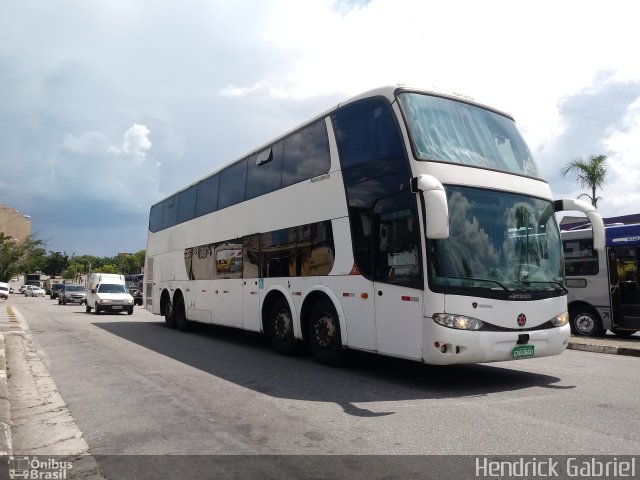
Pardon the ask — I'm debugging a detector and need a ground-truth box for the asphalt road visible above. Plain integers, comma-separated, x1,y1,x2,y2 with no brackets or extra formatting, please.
6,294,640,458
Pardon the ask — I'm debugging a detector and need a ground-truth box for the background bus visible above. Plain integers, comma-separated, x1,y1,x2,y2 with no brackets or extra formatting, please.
145,85,604,366
563,223,640,337
25,273,41,286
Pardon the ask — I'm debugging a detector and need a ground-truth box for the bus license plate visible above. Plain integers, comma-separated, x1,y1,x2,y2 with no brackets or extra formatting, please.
512,345,534,359
113,306,122,310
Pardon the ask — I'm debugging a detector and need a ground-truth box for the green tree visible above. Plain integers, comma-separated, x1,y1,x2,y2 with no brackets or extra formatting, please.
0,234,47,282
561,154,608,208
43,251,69,277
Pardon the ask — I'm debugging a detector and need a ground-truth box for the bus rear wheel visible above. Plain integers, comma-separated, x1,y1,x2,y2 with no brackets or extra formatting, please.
308,299,344,366
164,296,176,328
268,298,298,356
570,308,604,337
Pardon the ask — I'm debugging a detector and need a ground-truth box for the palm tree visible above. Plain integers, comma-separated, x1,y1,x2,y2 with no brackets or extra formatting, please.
561,154,608,208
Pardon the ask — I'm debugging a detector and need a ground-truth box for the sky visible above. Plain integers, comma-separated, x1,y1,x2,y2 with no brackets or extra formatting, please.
1,0,639,257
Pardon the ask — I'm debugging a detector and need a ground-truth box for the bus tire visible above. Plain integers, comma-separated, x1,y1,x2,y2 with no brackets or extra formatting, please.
175,294,191,332
268,298,298,356
570,307,604,337
164,296,176,328
308,298,345,366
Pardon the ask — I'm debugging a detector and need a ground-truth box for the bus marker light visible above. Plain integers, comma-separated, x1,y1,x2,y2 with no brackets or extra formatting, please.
343,292,355,297
401,296,419,302
434,341,441,348
361,293,368,299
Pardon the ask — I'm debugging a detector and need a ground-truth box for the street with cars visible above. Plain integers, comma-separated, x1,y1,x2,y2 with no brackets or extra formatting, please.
2,293,639,464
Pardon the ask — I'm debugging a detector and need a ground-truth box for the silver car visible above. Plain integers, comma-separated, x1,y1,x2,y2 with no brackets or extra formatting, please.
25,286,46,297
59,284,87,305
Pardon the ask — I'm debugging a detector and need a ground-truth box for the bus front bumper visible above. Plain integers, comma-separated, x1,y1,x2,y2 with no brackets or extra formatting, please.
422,321,571,365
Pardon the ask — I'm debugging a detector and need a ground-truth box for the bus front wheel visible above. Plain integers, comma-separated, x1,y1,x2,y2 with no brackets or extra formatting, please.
308,299,344,366
268,298,298,356
570,308,604,337
175,295,191,332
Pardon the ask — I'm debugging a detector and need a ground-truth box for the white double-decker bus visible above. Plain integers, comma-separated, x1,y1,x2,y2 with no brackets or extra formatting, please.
144,85,605,365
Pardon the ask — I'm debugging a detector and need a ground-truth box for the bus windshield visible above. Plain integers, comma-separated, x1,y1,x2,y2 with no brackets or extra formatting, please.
428,187,563,295
398,92,542,179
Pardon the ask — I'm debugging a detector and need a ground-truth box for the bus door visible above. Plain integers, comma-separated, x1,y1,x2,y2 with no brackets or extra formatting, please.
612,245,640,331
212,242,244,328
242,234,261,332
372,194,424,360
607,248,622,329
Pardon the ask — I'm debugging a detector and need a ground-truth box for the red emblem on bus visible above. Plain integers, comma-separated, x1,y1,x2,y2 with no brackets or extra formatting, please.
517,313,527,327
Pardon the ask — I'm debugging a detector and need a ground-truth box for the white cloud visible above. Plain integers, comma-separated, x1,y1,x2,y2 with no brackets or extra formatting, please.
63,123,152,162
119,123,152,161
61,131,113,155
3,0,640,256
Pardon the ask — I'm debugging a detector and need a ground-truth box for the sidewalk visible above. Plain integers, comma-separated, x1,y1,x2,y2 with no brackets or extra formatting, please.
567,332,640,357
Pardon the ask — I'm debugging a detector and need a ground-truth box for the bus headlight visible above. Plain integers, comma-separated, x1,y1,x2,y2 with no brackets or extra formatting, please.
551,312,569,327
433,313,484,331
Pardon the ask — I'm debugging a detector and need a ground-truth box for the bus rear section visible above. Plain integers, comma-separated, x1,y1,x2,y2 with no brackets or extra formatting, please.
563,224,640,337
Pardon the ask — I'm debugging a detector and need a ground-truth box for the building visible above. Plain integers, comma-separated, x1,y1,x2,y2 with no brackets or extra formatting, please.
560,213,640,231
0,203,31,243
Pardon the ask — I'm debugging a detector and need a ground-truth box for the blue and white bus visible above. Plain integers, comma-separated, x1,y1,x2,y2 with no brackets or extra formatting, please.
144,85,604,365
563,223,640,337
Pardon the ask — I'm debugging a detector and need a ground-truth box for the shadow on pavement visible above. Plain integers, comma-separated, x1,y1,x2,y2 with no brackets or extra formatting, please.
94,320,573,417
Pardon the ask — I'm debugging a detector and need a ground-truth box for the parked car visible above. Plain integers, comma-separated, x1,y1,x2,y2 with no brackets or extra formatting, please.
126,282,144,306
59,284,87,305
50,283,65,300
19,285,27,294
25,286,46,297
0,282,9,300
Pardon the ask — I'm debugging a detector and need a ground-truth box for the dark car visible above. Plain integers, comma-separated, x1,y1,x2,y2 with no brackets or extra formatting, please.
58,284,87,305
50,283,65,299
126,282,143,306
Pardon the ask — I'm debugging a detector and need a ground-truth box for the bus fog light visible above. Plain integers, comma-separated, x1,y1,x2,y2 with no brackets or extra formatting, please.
551,311,569,327
433,313,484,331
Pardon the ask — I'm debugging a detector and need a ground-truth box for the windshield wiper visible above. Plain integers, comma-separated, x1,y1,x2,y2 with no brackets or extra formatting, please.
521,280,568,294
444,276,512,292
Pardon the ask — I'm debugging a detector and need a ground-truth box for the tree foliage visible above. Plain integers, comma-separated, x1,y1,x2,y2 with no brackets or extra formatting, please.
0,232,145,282
0,234,47,282
561,154,608,208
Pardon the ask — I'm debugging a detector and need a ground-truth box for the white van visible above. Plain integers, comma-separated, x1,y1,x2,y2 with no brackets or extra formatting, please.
85,273,135,315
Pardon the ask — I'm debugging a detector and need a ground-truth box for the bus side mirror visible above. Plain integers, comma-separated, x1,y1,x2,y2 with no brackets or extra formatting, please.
411,175,449,239
553,198,605,251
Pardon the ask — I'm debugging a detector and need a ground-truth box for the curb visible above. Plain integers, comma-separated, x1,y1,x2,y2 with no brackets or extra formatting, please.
0,332,12,456
567,341,640,357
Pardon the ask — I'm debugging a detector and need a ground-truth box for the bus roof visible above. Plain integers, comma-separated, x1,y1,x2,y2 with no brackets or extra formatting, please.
150,84,514,208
